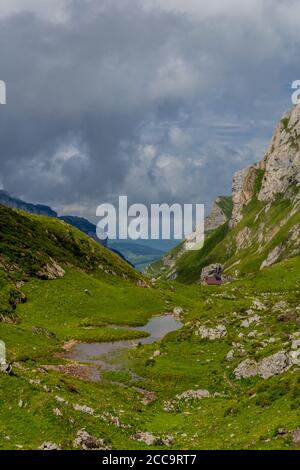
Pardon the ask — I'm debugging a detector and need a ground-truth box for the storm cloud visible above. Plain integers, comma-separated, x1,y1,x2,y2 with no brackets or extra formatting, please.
0,0,299,219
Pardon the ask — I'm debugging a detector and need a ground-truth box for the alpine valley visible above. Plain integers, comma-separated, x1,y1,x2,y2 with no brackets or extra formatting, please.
2,105,300,450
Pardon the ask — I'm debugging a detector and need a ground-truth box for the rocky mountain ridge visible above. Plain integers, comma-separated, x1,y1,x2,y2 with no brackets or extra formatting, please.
150,103,300,283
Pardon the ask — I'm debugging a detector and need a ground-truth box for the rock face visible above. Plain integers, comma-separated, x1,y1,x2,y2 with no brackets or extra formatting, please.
230,166,258,228
230,104,300,229
258,105,300,201
260,245,284,269
205,197,228,232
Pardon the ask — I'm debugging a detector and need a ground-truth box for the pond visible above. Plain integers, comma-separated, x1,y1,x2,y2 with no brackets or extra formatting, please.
64,314,182,364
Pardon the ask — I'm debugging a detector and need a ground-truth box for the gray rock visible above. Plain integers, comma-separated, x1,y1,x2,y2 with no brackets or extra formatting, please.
0,362,12,375
73,430,107,450
39,442,61,450
234,359,258,379
234,351,291,380
176,389,211,400
196,324,227,340
258,351,291,379
36,260,65,280
132,432,161,446
260,245,284,269
173,306,183,315
292,429,300,445
73,404,95,415
200,264,223,282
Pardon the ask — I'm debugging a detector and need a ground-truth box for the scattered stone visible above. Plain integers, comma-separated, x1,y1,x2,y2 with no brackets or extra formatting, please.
29,379,41,386
292,429,300,445
176,389,210,400
173,306,183,316
55,395,68,405
0,362,12,375
137,280,150,288
273,301,288,312
18,399,26,408
132,432,161,446
73,404,95,415
241,314,260,328
252,300,266,311
196,324,227,340
277,427,288,436
152,350,161,358
291,339,300,350
53,408,63,417
226,350,235,361
234,359,258,379
162,435,174,446
39,442,61,450
73,430,108,450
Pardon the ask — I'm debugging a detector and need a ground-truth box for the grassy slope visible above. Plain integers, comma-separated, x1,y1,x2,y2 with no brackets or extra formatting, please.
0,204,141,320
2,204,300,450
1,256,300,449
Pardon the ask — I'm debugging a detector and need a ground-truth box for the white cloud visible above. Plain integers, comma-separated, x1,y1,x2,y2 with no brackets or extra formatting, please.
0,0,70,23
169,127,192,147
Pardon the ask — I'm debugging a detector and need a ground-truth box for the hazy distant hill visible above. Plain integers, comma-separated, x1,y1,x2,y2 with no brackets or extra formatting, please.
109,241,164,271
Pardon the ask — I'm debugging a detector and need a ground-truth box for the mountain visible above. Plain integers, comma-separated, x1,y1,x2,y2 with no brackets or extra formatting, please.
0,190,57,217
0,190,108,247
150,104,300,283
109,241,164,271
147,195,233,279
3,106,300,450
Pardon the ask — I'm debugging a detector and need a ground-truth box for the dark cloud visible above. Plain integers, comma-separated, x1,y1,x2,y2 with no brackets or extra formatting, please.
0,0,299,218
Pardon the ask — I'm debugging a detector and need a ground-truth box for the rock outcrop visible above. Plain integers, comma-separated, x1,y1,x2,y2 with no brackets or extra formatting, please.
36,260,65,280
258,105,300,201
230,103,300,228
230,166,258,228
234,351,291,380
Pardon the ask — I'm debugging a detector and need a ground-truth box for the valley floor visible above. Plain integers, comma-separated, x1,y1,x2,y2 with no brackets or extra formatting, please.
1,259,300,450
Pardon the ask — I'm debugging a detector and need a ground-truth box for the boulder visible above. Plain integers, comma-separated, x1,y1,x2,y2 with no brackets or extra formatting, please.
234,359,258,379
73,430,107,450
200,264,223,282
234,351,291,380
258,351,291,379
39,442,61,450
132,432,161,446
196,324,227,340
292,429,300,445
175,389,210,400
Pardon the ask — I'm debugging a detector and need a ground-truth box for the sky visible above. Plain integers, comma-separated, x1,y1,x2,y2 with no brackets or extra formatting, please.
0,0,299,221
